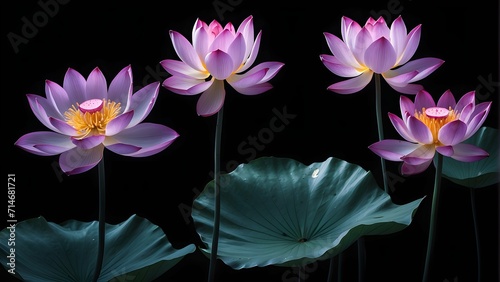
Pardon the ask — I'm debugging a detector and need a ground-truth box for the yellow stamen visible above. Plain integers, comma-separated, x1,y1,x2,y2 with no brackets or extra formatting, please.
414,106,458,146
64,99,121,140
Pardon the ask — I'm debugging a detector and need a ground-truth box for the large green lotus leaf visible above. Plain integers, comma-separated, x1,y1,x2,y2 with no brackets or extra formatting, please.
192,156,424,269
440,126,499,188
0,214,195,281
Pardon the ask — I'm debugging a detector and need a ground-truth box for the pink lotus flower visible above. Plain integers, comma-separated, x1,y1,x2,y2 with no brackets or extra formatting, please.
369,90,491,175
161,15,284,117
320,15,444,94
15,66,179,175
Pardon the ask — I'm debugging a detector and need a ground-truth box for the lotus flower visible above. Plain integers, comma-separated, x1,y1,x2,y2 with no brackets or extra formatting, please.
320,15,444,94
15,66,179,175
161,15,284,117
368,89,492,175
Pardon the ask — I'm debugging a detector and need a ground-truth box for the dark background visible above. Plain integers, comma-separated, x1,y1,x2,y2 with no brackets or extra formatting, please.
1,0,499,281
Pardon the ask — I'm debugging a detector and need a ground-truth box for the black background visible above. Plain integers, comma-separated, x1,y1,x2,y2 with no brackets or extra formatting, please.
1,0,499,281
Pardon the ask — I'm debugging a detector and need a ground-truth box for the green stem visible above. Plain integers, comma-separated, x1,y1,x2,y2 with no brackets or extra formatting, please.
208,106,224,282
92,158,106,282
470,188,481,282
374,73,389,193
357,237,366,282
423,154,443,282
337,253,344,282
327,257,335,282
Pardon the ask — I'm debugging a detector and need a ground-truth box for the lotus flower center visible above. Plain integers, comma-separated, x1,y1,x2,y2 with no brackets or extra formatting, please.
64,99,121,140
78,99,103,113
425,107,449,118
415,106,458,145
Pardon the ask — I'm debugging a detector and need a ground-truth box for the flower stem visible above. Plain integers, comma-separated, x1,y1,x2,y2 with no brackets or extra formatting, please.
92,157,106,282
357,237,366,282
423,154,443,282
470,188,481,282
374,73,389,193
208,106,224,282
327,257,335,282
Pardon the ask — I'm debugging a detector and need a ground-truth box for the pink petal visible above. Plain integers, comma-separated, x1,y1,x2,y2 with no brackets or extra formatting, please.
383,70,419,87
15,131,74,156
105,143,141,155
71,135,105,150
170,30,205,72
341,16,362,49
205,50,234,80
250,62,284,83
364,37,397,73
414,90,436,112
162,76,213,95
27,94,60,131
231,82,273,95
398,24,421,66
209,29,235,53
320,54,363,77
86,67,108,100
196,79,225,117
237,15,255,59
401,144,436,165
108,65,132,109
438,120,467,146
351,28,373,66
464,106,491,139
63,68,87,104
160,59,208,80
436,145,454,157
408,116,433,144
127,82,160,128
230,62,284,88
326,71,373,94
368,139,421,161
401,159,432,175
323,32,362,69
455,91,475,113
227,33,247,70
45,80,71,115
59,145,103,175
341,16,356,42
239,31,262,73
436,89,456,109
385,58,444,84
49,117,77,135
399,95,415,118
369,17,390,41
388,112,416,142
458,103,474,123
406,58,444,83
106,111,134,135
227,68,267,89
193,25,210,58
388,83,424,95
389,15,407,59
105,123,179,157
447,143,489,162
